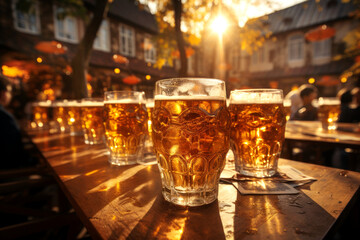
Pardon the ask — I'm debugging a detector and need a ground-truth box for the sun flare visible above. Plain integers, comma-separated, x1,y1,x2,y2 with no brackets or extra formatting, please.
211,15,228,35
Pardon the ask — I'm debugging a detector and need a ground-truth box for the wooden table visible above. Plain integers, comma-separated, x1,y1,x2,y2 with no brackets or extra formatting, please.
283,121,360,164
28,131,360,240
285,121,360,149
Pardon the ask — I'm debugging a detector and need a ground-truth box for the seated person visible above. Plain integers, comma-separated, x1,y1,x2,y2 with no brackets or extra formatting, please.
337,88,355,123
286,84,315,119
0,75,35,169
290,86,318,121
351,87,360,122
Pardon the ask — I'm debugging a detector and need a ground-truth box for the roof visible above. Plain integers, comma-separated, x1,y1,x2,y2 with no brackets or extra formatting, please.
253,0,356,34
85,0,158,33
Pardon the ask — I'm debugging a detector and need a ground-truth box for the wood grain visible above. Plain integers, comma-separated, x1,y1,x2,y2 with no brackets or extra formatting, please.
28,131,360,240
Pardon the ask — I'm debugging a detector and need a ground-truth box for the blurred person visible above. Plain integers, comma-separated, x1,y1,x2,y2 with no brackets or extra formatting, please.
352,87,360,122
285,86,302,118
285,84,315,119
337,88,356,123
290,85,318,121
0,75,35,169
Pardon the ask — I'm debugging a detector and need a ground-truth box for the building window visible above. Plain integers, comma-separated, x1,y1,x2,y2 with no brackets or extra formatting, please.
251,47,265,65
54,6,79,43
12,0,40,34
288,35,304,61
144,37,156,63
119,25,135,57
94,20,110,52
313,39,331,59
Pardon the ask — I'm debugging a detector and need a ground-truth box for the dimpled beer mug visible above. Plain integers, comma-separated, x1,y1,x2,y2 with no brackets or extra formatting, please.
104,91,148,166
80,98,105,145
152,78,230,206
229,89,286,178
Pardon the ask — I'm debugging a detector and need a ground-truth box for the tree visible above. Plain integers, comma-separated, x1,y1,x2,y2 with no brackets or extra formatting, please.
149,0,278,77
68,0,111,99
337,0,360,80
16,0,111,99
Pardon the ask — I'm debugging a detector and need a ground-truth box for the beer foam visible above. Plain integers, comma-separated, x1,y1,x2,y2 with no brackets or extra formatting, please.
230,90,283,104
65,101,82,107
104,99,145,104
146,101,154,108
80,101,104,107
154,95,226,101
32,101,52,107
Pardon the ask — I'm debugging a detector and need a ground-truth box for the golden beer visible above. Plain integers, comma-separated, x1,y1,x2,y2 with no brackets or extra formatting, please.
53,101,68,132
103,98,148,165
80,100,104,144
229,89,286,177
153,78,229,206
318,98,340,130
31,101,51,129
64,101,82,136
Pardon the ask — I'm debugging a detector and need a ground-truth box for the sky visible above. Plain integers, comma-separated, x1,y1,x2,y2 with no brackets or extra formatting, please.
224,0,307,27
141,0,307,27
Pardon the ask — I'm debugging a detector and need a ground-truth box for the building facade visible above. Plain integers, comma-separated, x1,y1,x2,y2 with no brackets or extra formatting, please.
200,0,359,96
0,0,176,99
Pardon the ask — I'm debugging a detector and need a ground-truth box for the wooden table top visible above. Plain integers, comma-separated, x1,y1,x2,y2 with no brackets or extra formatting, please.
285,121,360,148
28,130,360,240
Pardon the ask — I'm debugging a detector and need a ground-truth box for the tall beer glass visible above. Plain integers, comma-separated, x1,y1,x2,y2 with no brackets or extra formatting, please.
65,100,83,136
31,101,52,129
229,89,286,178
80,98,105,145
53,100,69,133
152,78,230,206
318,97,340,130
104,91,148,166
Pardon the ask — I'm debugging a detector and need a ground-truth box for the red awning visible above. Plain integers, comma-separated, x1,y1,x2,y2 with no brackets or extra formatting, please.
305,25,335,42
35,41,67,54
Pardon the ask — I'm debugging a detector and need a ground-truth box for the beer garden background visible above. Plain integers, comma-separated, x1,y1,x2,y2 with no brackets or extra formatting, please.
0,0,359,116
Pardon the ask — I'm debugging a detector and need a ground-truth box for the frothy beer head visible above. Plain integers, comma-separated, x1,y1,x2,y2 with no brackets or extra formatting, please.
32,100,52,107
155,78,226,98
104,99,145,105
154,95,225,101
81,100,104,107
230,89,283,104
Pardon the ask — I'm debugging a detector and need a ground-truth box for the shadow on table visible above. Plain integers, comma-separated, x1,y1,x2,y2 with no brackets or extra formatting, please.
125,196,227,240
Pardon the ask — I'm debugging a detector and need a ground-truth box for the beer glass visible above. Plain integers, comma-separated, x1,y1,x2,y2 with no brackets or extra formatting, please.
139,98,156,164
318,97,340,130
53,100,69,133
80,98,105,145
229,89,286,178
104,91,148,166
64,100,83,136
152,78,230,206
31,101,52,129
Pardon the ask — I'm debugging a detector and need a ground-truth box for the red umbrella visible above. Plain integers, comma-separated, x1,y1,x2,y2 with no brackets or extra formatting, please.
4,60,50,72
113,54,129,64
305,25,335,42
35,41,67,54
123,75,140,85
